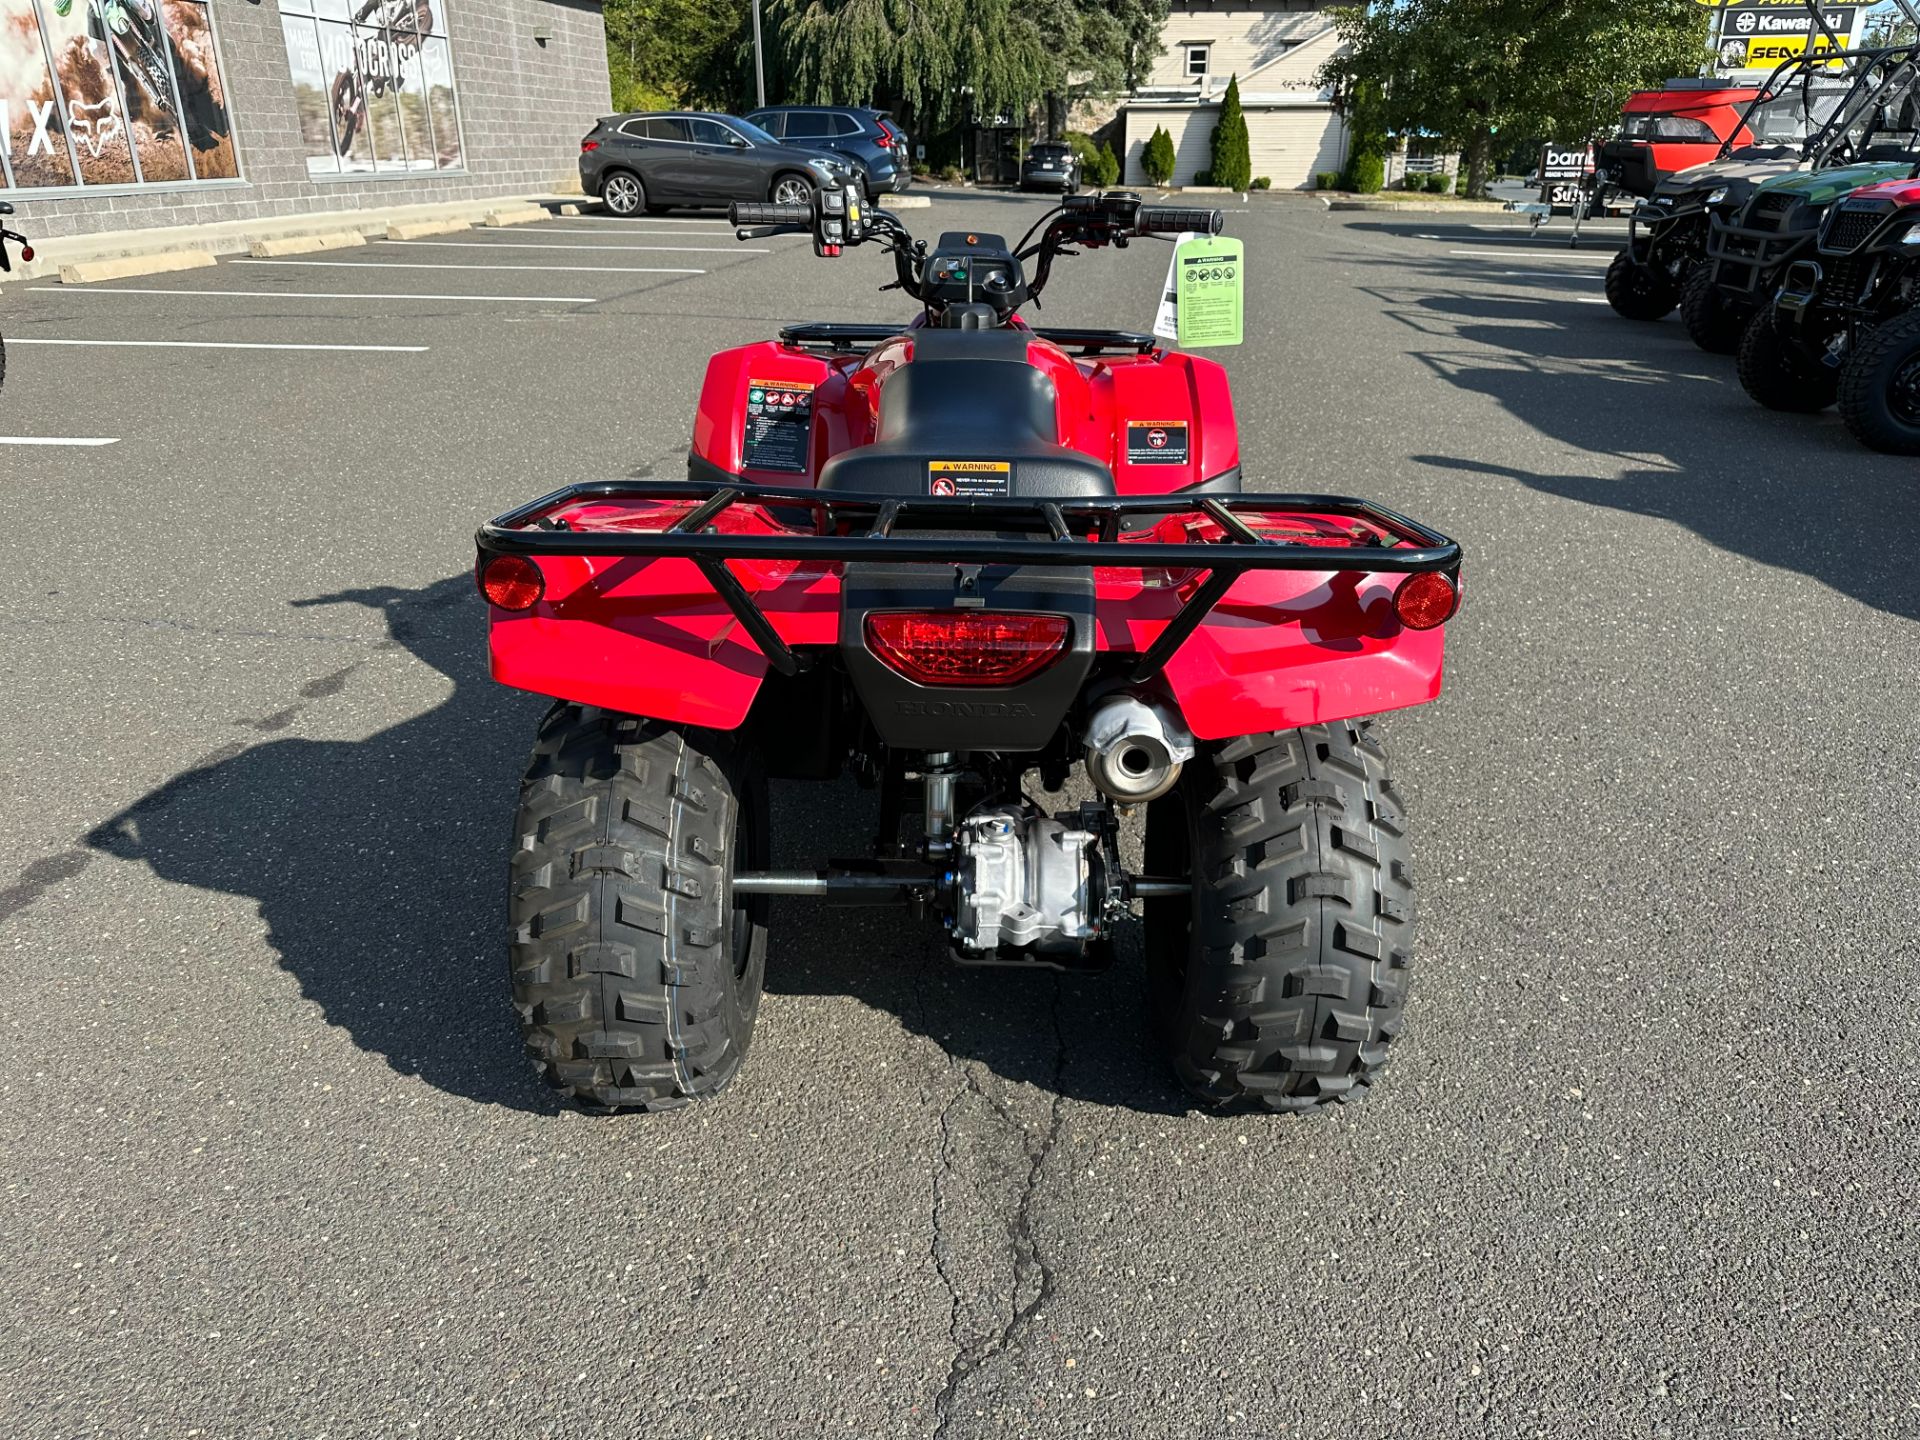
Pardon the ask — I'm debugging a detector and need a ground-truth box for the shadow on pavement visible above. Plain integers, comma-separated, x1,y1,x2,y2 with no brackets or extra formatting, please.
85,575,1186,1115
1367,274,1920,625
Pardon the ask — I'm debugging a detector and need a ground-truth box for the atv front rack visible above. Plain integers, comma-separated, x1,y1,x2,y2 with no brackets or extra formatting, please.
777,322,1158,356
477,481,1461,683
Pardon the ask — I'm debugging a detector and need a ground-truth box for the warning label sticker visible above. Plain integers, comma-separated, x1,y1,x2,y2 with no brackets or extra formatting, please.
927,459,1011,498
1126,420,1190,466
743,378,815,473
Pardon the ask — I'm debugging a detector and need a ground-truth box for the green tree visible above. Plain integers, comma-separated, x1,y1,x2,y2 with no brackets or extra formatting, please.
763,0,1166,128
1142,124,1176,184
1209,73,1252,191
602,0,748,111
1320,0,1710,198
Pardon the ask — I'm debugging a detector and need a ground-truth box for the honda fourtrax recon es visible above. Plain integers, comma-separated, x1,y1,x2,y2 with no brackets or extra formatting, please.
474,187,1464,1115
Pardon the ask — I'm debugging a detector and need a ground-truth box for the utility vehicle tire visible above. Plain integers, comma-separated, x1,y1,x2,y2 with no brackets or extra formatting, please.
1681,264,1743,354
1736,309,1836,413
1144,721,1413,1114
1605,250,1678,321
602,170,645,218
1838,309,1920,454
507,704,769,1112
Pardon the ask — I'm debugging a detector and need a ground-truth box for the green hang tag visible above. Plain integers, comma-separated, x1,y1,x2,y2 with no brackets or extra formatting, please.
1174,234,1244,348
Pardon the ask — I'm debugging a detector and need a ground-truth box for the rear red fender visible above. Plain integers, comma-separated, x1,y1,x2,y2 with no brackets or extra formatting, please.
486,506,1447,739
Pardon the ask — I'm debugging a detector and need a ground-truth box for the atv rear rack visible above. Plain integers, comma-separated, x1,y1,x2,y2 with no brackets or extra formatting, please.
477,481,1460,683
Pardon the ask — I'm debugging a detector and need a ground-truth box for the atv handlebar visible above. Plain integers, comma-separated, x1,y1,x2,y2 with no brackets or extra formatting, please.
730,201,814,228
1135,206,1225,237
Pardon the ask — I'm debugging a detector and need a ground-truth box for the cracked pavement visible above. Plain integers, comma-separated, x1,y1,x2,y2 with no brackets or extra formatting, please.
1,195,1916,1437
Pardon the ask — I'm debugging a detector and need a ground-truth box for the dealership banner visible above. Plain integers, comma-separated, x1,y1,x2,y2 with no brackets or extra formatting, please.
277,0,463,176
1707,0,1856,69
1,0,238,191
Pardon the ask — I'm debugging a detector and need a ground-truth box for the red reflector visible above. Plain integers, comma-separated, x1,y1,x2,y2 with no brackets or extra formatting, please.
479,555,545,611
864,611,1070,686
581,139,599,152
1393,571,1458,631
18,245,31,263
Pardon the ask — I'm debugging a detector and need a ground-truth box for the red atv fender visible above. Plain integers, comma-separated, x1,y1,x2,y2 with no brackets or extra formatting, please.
482,487,1455,741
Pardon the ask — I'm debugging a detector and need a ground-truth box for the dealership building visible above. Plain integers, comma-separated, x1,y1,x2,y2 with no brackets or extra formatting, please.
2,0,610,240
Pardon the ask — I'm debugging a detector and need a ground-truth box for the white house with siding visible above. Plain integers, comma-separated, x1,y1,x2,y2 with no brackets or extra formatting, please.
1117,0,1349,190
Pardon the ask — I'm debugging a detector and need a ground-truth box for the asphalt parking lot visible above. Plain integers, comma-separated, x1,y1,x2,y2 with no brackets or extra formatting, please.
2,193,1916,1438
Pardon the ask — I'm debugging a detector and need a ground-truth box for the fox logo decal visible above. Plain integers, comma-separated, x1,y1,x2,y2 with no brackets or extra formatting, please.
68,96,123,159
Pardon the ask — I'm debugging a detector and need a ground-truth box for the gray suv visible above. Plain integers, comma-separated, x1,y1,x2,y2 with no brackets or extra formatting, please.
579,111,860,217
744,105,912,193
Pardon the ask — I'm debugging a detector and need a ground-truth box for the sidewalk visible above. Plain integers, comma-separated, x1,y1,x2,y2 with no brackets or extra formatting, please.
0,194,598,285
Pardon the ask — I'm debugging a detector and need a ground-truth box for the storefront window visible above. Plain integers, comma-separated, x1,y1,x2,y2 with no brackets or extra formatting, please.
1,0,238,192
278,0,465,177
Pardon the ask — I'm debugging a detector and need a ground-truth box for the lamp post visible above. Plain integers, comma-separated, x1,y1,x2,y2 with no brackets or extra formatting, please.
752,0,767,108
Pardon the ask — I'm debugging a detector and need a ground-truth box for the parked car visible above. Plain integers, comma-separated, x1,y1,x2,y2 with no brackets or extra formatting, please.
745,105,912,193
579,111,862,217
1021,141,1078,193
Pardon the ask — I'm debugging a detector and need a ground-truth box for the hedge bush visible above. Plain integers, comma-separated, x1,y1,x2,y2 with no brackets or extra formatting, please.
1209,76,1252,192
1142,126,1176,186
1455,172,1470,196
1426,172,1450,193
1250,176,1272,190
1315,171,1341,191
1344,153,1385,193
1094,142,1121,187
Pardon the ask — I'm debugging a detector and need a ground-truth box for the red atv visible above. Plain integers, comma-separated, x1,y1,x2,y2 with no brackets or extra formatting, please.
474,188,1463,1114
1741,174,1920,451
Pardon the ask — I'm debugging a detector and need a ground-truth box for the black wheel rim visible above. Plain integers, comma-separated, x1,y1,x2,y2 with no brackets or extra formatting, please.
1889,352,1920,425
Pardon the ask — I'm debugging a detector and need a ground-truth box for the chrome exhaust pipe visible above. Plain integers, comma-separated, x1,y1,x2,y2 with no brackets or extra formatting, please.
1084,693,1194,803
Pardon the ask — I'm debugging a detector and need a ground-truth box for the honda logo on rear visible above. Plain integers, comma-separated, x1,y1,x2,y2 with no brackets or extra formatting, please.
896,700,1036,718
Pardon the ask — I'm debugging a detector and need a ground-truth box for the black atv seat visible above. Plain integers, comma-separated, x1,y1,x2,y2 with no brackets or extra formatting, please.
818,329,1115,497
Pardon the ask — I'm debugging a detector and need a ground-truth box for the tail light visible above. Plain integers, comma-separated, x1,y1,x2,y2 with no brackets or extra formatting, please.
1393,571,1459,631
864,611,1070,686
478,554,545,611
875,118,898,146
581,138,599,152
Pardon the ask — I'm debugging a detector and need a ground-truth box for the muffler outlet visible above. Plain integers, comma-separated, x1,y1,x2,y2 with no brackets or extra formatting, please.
1084,693,1195,803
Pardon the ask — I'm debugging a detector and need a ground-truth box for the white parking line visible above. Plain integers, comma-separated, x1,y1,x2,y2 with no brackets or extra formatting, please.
534,227,764,237
234,259,705,275
39,284,597,304
1449,248,1612,261
383,240,766,253
0,435,119,446
1494,270,1606,280
10,337,427,352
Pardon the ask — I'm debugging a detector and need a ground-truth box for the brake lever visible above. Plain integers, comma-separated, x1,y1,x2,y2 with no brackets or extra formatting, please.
737,224,809,240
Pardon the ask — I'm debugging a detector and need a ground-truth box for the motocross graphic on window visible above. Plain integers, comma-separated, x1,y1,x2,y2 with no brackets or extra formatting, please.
278,0,463,177
0,0,235,191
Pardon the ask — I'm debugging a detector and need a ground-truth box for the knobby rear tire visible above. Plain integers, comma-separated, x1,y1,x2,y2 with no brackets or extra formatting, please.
1145,721,1414,1114
508,704,768,1112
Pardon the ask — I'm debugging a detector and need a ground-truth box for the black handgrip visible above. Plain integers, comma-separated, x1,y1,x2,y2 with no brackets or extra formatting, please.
730,201,813,228
1136,207,1224,236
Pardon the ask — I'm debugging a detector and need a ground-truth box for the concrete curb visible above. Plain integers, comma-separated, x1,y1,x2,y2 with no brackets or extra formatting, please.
482,208,548,228
0,192,580,284
247,230,366,258
58,250,217,284
1325,198,1510,214
387,218,473,240
884,195,933,209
